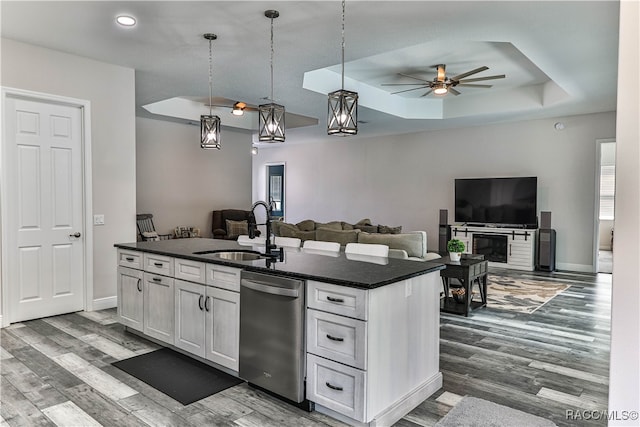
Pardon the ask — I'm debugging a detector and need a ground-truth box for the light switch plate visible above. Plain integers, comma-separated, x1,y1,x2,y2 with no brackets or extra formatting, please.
93,214,105,225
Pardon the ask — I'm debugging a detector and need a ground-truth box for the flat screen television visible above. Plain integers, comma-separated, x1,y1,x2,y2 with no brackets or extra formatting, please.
455,177,538,228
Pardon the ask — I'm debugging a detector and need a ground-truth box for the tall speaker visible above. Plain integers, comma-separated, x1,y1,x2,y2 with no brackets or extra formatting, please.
438,209,451,253
540,211,552,229
537,229,556,271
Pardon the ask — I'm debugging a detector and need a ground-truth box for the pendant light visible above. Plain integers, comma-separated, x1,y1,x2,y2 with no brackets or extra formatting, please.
327,0,358,136
258,10,285,143
201,33,221,149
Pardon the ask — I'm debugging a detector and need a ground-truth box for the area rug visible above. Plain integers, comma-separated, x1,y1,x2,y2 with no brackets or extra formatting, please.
486,275,570,314
112,347,243,405
435,396,557,427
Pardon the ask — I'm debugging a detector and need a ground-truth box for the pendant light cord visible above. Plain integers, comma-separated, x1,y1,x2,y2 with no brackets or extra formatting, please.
270,15,275,102
341,0,345,90
208,38,213,116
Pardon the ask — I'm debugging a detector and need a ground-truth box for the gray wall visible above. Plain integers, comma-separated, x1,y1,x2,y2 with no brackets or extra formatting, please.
252,112,616,272
136,117,254,237
1,38,136,305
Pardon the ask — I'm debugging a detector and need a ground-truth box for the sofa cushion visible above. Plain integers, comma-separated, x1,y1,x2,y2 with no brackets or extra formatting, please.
279,223,316,241
341,222,354,230
296,219,316,231
316,228,360,246
315,221,343,231
378,224,402,234
355,218,373,226
225,219,248,239
357,231,425,258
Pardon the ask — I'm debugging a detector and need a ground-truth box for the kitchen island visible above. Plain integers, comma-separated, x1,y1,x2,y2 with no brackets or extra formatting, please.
114,238,445,426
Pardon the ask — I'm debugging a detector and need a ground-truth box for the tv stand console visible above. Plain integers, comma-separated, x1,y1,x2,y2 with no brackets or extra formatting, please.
450,225,536,271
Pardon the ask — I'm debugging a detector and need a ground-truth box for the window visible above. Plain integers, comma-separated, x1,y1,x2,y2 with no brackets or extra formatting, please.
267,164,285,219
599,164,615,220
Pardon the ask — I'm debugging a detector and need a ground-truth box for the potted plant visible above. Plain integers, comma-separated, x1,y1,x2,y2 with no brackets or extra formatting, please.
447,239,465,262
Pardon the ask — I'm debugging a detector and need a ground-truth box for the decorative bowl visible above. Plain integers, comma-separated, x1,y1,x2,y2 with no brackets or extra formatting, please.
451,288,466,304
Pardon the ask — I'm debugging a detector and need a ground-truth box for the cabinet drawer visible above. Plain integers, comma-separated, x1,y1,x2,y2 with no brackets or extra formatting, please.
307,354,366,422
143,253,174,276
118,249,142,269
307,281,368,320
205,264,241,292
307,310,367,370
174,258,206,283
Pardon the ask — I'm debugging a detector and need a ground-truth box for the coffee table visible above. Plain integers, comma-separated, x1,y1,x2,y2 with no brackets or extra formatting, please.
440,254,488,317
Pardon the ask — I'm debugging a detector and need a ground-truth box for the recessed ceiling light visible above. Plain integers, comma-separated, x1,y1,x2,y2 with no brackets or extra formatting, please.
116,15,136,27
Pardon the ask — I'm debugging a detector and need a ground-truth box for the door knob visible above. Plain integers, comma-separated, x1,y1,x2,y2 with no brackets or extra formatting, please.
69,232,81,238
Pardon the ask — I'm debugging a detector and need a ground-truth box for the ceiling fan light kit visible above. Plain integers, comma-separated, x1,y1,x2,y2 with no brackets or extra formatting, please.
327,0,358,136
231,101,246,116
258,10,285,143
201,33,221,149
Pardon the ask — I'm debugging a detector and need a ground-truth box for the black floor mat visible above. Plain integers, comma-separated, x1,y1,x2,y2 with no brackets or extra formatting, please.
112,347,243,405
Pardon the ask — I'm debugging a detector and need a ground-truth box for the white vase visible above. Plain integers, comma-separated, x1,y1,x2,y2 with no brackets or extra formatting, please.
449,252,462,262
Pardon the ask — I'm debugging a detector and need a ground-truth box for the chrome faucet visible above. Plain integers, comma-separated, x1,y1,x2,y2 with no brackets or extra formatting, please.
249,200,282,260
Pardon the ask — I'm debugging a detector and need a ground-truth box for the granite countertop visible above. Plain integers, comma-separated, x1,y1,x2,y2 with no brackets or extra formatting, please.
115,238,445,289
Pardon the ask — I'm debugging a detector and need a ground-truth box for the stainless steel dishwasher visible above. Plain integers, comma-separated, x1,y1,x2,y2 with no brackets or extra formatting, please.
239,270,306,404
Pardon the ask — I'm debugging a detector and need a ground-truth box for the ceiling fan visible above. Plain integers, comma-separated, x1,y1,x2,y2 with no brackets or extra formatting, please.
382,64,505,97
203,97,259,116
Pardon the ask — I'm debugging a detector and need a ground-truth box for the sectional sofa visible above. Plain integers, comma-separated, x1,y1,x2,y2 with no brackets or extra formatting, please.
272,218,441,261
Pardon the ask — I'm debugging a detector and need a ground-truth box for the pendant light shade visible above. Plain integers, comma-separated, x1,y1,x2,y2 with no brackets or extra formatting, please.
201,33,221,149
258,10,285,143
327,0,358,136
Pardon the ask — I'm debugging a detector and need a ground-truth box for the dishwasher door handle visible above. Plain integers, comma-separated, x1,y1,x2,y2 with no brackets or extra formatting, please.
241,279,299,298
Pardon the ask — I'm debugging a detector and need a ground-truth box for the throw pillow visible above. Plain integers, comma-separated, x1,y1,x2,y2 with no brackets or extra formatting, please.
226,219,248,239
378,225,403,234
316,228,360,246
355,218,373,226
341,222,354,230
280,225,316,242
355,224,378,233
296,219,316,231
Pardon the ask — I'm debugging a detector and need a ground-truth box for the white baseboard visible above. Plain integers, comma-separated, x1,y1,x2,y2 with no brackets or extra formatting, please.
91,296,117,311
556,262,593,273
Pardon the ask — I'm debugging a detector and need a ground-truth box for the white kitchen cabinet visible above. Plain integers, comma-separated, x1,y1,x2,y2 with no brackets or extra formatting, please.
306,274,442,425
117,266,144,331
143,272,174,344
174,279,206,357
205,287,240,371
174,278,240,371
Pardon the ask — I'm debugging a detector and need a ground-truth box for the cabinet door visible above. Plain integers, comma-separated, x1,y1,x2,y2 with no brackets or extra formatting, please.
507,236,534,269
205,287,240,371
174,279,205,357
143,273,174,344
117,267,144,331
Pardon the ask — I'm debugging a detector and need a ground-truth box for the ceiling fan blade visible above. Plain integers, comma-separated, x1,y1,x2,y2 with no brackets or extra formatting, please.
391,86,429,95
449,88,461,96
420,89,433,97
456,83,493,88
458,74,506,83
381,83,429,86
398,73,432,83
450,66,489,81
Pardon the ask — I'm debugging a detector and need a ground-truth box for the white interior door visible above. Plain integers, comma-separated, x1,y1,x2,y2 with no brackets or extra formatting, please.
4,95,85,323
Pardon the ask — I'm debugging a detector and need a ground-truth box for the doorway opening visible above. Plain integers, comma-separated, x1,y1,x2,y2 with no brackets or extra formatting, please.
595,139,616,274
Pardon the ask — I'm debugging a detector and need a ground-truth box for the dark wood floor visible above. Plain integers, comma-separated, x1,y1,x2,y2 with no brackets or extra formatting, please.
1,268,611,426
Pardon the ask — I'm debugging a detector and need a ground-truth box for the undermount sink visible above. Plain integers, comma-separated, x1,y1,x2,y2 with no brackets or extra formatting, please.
193,250,264,261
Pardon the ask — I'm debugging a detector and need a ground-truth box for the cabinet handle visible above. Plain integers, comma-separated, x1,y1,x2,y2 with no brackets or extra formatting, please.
325,382,343,391
198,295,204,311
326,334,344,342
326,296,344,303
205,296,211,312
125,257,134,262
509,244,512,256
154,262,163,267
136,278,142,292
152,277,162,282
